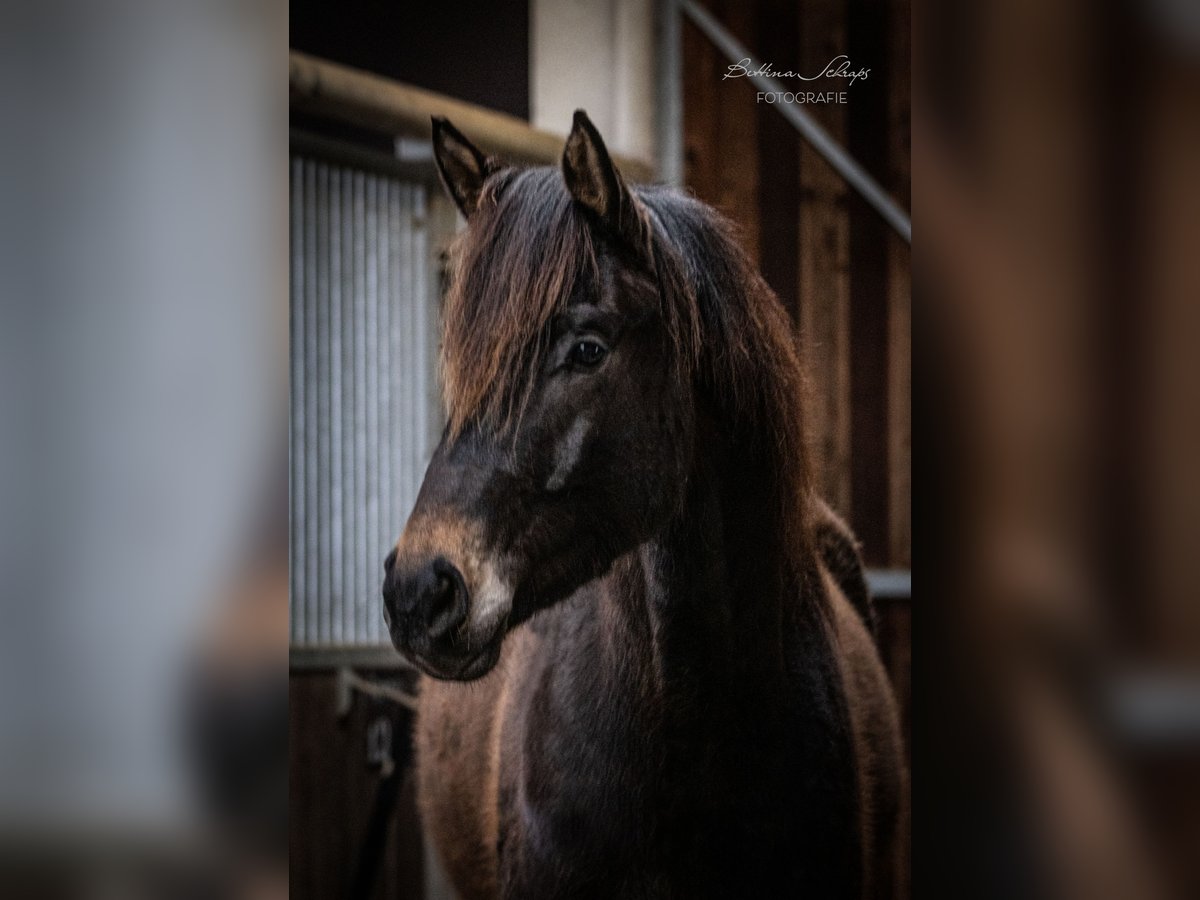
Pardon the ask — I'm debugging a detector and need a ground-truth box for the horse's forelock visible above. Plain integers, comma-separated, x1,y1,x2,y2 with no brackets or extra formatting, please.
441,168,598,437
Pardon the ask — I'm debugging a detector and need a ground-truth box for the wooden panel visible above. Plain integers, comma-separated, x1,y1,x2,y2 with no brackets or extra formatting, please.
797,0,853,519
680,0,911,562
679,0,910,784
846,0,892,566
755,0,801,318
876,594,912,895
683,0,761,262
887,0,912,567
290,671,425,899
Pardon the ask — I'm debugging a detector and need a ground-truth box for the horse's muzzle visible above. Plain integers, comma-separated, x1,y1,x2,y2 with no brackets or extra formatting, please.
382,551,501,680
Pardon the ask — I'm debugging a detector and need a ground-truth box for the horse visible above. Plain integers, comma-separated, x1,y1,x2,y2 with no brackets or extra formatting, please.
381,110,908,899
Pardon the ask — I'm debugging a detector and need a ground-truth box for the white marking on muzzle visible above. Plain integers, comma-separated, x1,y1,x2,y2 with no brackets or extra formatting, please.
545,416,590,491
468,556,514,635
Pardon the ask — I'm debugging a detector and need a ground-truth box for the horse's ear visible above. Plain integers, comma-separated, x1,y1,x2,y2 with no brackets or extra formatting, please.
562,110,646,249
432,117,492,219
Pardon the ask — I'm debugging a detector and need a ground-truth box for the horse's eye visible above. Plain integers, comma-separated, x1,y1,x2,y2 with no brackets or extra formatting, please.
567,340,607,368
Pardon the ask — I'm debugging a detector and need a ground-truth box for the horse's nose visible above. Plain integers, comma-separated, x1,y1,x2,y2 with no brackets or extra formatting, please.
382,556,469,643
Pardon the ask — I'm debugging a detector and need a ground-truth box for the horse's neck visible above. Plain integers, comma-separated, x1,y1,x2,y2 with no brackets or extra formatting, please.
601,425,817,693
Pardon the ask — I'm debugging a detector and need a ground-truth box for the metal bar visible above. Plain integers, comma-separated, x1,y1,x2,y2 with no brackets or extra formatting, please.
676,0,911,244
353,172,368,642
290,51,655,182
317,163,333,645
1110,673,1200,744
365,173,381,644
395,183,412,537
865,568,911,600
339,668,419,712
329,165,344,646
387,180,403,552
304,160,320,643
376,175,392,645
413,186,431,479
290,158,305,644
290,129,440,184
403,184,417,520
655,0,685,186
341,168,356,645
289,646,415,671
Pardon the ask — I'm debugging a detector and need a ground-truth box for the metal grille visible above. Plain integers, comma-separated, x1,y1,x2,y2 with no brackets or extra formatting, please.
290,152,450,648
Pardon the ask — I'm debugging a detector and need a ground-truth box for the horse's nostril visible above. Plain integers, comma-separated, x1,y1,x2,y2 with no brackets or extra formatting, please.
384,556,469,646
425,561,468,641
383,547,398,574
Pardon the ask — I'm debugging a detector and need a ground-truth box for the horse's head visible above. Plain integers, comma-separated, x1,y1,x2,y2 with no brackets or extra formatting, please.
383,112,700,680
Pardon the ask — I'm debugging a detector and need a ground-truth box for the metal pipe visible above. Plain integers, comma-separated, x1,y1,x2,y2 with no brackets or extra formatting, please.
865,569,912,600
353,172,369,643
341,168,356,645
290,51,655,182
655,0,685,186
317,163,333,645
329,166,344,646
676,0,911,244
290,158,305,645
291,129,440,185
376,176,392,646
289,646,417,671
304,161,321,643
364,173,381,645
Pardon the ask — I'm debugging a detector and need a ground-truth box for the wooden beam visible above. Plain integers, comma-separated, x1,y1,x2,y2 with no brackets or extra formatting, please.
847,0,891,565
682,0,760,262
290,51,655,182
755,0,799,313
887,0,911,568
798,0,852,519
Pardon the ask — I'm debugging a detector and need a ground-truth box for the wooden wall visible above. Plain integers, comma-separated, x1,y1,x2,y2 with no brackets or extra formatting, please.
682,0,911,768
290,670,427,899
683,0,911,571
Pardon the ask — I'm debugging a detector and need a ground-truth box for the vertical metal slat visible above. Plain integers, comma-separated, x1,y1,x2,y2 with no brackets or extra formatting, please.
375,176,392,644
291,152,451,648
352,172,368,643
316,163,332,646
341,168,356,646
304,160,320,645
363,173,380,646
329,167,343,646
290,158,305,644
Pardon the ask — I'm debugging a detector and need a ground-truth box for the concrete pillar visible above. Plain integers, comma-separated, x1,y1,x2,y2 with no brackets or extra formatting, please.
530,0,657,166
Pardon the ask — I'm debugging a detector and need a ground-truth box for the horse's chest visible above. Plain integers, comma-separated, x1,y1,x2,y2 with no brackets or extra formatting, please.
499,743,828,899
479,609,859,897
498,689,809,896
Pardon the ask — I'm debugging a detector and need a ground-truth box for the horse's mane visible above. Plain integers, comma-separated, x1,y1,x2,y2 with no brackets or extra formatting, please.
440,168,816,562
639,185,817,562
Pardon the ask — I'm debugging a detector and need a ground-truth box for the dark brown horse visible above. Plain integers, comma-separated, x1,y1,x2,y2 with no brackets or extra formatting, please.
382,110,907,899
